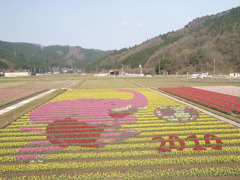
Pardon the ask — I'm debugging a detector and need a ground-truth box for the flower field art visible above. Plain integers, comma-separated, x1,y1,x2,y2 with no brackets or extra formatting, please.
159,86,240,114
0,89,44,107
0,88,240,179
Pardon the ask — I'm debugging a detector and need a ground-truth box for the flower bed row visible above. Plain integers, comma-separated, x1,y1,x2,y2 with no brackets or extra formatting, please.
1,116,221,130
195,86,240,97
1,127,239,143
7,138,240,154
1,166,240,180
1,155,239,174
1,123,235,135
0,124,234,137
0,89,45,107
1,135,239,155
0,119,228,132
1,132,240,152
1,146,240,163
159,87,240,113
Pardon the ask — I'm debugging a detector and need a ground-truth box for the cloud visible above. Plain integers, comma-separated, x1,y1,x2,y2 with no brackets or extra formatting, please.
120,20,131,26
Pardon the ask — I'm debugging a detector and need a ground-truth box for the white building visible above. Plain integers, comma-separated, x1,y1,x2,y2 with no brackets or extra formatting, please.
94,73,108,77
191,72,208,78
229,73,240,78
4,72,30,77
125,73,144,77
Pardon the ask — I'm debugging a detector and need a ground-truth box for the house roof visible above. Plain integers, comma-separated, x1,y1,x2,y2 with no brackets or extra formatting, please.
106,70,121,72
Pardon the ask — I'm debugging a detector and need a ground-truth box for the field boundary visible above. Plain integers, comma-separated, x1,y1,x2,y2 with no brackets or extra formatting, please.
0,89,65,128
0,89,47,110
68,79,87,89
127,79,143,87
0,89,57,115
149,88,240,128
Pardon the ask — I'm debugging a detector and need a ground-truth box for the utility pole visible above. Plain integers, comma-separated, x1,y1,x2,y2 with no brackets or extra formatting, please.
213,58,215,76
121,64,124,76
139,65,143,75
158,55,162,76
158,58,160,76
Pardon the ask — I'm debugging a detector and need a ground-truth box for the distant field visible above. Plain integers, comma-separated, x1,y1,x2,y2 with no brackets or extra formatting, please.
0,76,79,89
9,80,78,89
1,75,240,89
76,78,138,89
0,81,28,89
130,77,240,88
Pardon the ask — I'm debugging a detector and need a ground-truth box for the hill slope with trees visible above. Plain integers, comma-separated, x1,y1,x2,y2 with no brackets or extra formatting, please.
87,7,240,75
0,41,112,73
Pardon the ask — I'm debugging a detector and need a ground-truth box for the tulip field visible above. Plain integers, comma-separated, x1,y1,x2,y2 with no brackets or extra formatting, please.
195,86,240,97
159,86,240,114
0,87,240,179
0,89,44,107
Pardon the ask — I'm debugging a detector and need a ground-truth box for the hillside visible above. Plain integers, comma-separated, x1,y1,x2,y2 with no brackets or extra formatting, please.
0,41,112,73
87,6,240,75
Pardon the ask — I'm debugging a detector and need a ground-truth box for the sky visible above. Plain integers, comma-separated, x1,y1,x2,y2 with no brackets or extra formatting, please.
0,0,239,50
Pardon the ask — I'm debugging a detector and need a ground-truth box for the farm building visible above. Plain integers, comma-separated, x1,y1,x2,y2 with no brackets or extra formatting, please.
4,71,30,77
191,72,208,78
229,73,240,78
107,70,125,76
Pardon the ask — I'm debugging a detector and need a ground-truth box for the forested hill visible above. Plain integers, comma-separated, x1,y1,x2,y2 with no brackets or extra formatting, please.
87,6,240,75
0,41,112,72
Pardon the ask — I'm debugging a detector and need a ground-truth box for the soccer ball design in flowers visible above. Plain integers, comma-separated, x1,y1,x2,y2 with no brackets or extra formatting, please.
154,105,199,123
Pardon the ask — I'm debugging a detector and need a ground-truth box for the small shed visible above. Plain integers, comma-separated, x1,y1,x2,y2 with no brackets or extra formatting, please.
191,72,208,78
107,70,123,76
229,73,240,78
4,71,30,77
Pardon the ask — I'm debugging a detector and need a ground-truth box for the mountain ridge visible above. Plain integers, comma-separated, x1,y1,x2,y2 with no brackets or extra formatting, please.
1,6,239,74
0,41,112,73
87,6,240,74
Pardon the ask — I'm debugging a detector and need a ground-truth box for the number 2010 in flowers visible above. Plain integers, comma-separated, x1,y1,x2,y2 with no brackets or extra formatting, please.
152,134,223,152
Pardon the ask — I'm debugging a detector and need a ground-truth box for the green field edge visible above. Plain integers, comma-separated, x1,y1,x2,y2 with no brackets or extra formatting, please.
0,89,48,110
67,79,87,89
0,89,66,129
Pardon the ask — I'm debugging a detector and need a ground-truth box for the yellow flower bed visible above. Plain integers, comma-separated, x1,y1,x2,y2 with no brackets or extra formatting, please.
1,155,239,174
0,166,239,180
1,146,240,163
0,135,46,142
140,128,240,136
